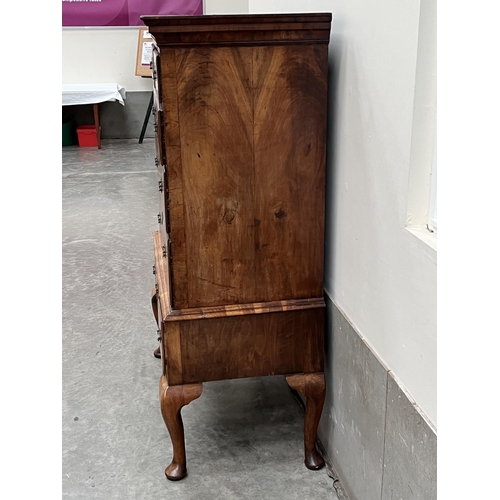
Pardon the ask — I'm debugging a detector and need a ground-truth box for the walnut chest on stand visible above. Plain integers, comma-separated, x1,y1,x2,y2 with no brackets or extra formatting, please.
141,13,332,481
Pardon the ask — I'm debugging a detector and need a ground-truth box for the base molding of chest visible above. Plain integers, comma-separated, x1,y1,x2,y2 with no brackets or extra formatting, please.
162,304,324,386
152,231,325,386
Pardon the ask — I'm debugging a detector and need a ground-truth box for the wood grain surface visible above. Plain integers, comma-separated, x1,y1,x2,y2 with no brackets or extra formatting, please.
159,375,203,480
164,307,324,386
286,373,326,469
142,14,331,48
153,231,172,317
175,47,255,308
146,14,332,479
157,42,328,309
252,44,327,302
155,228,325,386
151,47,166,166
153,231,325,322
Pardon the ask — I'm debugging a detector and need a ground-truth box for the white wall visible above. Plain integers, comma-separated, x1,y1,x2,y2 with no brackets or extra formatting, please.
61,1,250,89
203,0,248,14
249,0,437,427
62,27,152,91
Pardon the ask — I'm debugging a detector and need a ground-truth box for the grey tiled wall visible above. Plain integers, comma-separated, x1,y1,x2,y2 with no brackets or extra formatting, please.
319,295,437,500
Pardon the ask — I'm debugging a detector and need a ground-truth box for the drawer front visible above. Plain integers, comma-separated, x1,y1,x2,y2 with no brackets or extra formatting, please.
153,108,166,168
157,168,170,254
153,275,168,377
157,291,167,376
152,46,167,167
156,205,166,247
151,45,162,114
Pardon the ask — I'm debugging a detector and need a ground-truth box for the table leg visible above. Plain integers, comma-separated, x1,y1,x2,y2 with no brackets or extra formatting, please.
139,92,154,144
286,372,326,470
159,375,203,480
93,103,101,149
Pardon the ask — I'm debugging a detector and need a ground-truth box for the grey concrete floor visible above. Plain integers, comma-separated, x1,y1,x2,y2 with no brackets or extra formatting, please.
62,139,339,499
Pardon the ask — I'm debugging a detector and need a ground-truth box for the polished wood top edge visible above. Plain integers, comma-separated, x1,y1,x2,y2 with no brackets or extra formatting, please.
163,297,326,322
151,39,331,48
153,231,172,316
141,13,332,25
142,15,332,41
144,23,331,33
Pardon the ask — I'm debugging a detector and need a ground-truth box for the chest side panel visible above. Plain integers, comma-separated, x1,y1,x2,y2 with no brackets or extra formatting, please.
171,46,257,308
253,44,328,301
161,41,328,309
176,307,325,384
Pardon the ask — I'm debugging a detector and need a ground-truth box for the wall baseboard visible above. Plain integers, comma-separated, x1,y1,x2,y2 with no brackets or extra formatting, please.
318,294,437,500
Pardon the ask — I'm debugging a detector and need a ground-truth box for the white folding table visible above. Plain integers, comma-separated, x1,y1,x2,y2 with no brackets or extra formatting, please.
62,83,126,149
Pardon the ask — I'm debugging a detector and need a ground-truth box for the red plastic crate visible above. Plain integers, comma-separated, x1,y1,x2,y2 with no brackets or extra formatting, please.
76,125,99,147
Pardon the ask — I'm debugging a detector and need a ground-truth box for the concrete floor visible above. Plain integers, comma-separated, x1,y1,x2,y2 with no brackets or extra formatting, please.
62,139,341,499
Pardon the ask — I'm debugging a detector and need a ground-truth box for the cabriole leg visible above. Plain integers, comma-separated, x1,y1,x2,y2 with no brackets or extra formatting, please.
159,375,203,480
285,372,326,470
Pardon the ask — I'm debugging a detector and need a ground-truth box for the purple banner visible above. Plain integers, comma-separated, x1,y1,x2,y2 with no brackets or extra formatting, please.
62,0,203,27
